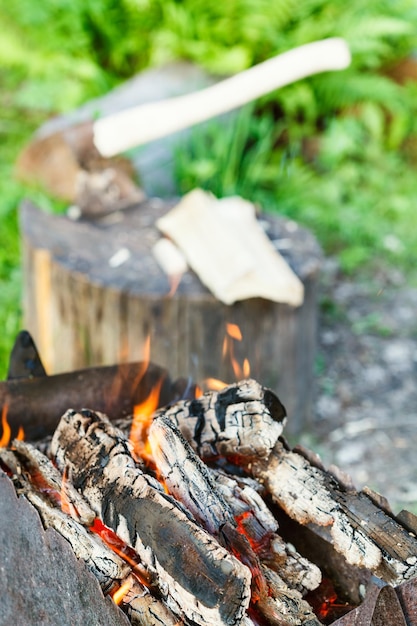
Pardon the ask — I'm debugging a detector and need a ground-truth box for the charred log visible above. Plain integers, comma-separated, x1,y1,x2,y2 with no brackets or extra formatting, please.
211,469,322,594
149,412,322,624
251,441,417,586
50,408,251,626
154,378,286,462
12,439,95,525
149,413,321,595
0,361,172,441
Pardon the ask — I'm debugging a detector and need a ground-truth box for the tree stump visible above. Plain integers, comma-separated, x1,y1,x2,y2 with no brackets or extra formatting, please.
19,199,322,434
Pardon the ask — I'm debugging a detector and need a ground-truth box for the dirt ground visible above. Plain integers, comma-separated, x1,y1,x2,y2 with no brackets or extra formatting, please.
304,259,417,514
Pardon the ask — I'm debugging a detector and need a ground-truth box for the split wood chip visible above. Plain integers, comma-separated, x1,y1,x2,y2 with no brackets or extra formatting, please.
156,189,304,306
152,237,188,278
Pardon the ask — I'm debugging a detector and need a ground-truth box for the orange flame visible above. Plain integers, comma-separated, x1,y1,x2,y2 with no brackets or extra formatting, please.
204,377,228,391
90,518,152,587
222,323,251,380
0,406,11,447
60,466,79,520
194,384,203,398
111,579,132,605
129,378,163,464
226,323,242,341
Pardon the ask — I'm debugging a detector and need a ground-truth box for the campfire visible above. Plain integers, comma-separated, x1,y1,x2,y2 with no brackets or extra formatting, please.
1,332,417,626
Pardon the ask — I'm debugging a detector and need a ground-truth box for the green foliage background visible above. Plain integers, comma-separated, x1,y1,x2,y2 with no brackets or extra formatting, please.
1,0,417,376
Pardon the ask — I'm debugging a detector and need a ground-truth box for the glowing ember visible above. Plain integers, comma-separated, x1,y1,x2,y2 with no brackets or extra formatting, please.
0,406,11,448
234,511,273,555
90,518,152,587
305,578,354,623
111,579,133,606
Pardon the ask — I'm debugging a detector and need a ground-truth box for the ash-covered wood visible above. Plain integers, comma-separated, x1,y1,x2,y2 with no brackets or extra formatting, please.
50,408,251,626
149,411,322,625
211,469,322,594
257,566,322,626
149,413,234,534
251,441,417,586
121,575,184,626
2,446,185,625
149,414,321,595
0,470,130,626
154,378,286,461
12,439,95,525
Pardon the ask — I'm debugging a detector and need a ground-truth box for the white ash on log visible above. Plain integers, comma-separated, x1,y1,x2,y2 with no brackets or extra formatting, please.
0,469,131,626
149,412,321,595
148,412,235,534
12,439,95,525
250,440,417,586
210,469,322,594
119,575,184,626
1,449,181,626
148,412,322,625
153,378,287,461
50,408,252,626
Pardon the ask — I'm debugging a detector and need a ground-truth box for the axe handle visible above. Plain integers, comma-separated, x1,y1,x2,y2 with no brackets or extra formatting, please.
93,38,350,157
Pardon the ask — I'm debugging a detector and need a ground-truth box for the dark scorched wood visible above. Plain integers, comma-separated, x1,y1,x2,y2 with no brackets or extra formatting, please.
0,361,172,441
154,378,286,461
148,413,322,625
50,409,251,626
251,441,417,586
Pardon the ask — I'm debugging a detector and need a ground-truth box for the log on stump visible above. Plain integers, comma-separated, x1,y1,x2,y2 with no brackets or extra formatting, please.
20,199,322,433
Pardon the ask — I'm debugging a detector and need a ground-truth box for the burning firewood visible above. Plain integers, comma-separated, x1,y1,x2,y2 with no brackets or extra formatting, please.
50,408,252,626
12,439,95,525
148,412,235,534
119,575,184,626
149,411,322,626
5,367,417,625
153,378,287,461
149,412,322,592
0,447,182,626
210,469,322,594
251,440,417,586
